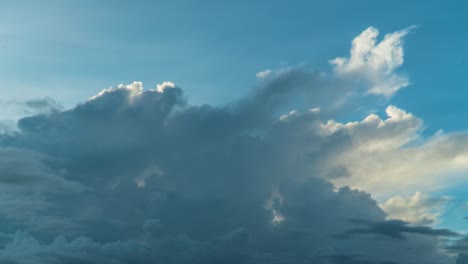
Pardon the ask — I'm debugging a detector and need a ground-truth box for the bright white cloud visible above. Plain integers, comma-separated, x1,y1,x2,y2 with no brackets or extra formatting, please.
330,26,414,97
321,105,422,151
256,69,272,79
314,106,468,199
156,81,176,93
272,102,468,200
88,81,144,101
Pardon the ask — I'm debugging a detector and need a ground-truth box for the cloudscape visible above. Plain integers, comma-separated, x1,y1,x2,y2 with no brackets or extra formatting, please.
1,1,468,263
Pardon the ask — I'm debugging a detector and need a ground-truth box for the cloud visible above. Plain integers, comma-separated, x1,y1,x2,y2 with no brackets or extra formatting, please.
458,254,468,264
0,231,150,264
0,120,16,135
0,148,70,187
0,147,84,234
0,78,456,263
0,27,463,263
256,69,272,79
320,254,399,264
0,97,63,134
330,26,414,97
380,192,449,225
22,97,63,114
0,178,454,264
338,219,458,240
442,236,468,263
272,104,468,199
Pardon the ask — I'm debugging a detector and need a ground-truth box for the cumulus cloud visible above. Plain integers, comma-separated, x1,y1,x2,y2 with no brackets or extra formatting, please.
381,192,449,225
274,104,468,199
0,27,464,263
0,78,456,263
330,26,414,97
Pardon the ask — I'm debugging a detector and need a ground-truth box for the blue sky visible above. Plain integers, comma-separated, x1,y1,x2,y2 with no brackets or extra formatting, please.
1,1,468,263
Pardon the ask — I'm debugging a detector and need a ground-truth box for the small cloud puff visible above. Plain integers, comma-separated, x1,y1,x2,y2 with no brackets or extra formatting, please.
256,69,272,79
156,81,176,93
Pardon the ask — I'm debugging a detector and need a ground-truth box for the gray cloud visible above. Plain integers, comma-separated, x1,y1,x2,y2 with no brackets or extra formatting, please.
0,97,63,135
0,26,460,264
338,219,458,240
22,97,63,113
458,255,468,264
320,254,398,264
444,236,468,264
442,238,468,264
0,75,459,263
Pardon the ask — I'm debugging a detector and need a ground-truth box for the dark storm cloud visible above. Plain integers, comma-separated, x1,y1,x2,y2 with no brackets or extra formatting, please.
0,77,457,263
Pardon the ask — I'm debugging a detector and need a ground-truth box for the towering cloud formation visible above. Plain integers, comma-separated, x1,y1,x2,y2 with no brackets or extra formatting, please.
0,27,466,263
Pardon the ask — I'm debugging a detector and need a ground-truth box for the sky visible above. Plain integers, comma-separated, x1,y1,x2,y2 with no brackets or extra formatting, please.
1,1,468,263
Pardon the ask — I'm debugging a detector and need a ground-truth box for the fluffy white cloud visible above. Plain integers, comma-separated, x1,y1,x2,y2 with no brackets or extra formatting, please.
156,81,176,93
272,103,468,200
330,26,414,97
321,108,468,199
88,81,144,101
